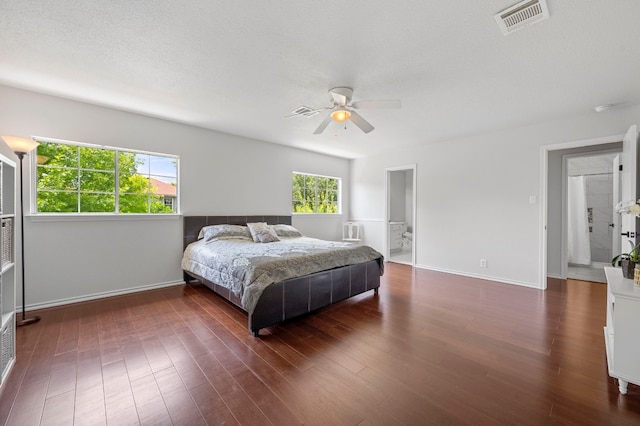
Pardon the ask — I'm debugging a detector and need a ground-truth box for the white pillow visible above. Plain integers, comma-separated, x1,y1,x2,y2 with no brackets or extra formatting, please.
247,222,280,243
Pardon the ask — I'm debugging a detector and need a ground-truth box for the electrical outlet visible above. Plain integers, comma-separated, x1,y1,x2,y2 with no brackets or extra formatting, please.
480,259,487,268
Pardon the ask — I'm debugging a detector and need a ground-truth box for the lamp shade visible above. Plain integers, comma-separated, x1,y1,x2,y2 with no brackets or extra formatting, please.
1,136,39,154
331,109,351,123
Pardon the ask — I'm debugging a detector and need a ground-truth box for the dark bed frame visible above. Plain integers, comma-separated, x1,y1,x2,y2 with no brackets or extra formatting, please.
183,215,382,336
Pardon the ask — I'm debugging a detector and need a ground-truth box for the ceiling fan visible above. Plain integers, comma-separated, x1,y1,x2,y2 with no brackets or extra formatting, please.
288,87,401,135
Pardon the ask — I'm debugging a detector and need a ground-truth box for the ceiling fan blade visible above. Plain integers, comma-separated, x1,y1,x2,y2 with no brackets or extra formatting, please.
313,113,334,134
349,110,375,134
351,99,402,109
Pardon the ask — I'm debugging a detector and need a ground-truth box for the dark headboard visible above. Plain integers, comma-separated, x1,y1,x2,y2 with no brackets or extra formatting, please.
184,215,292,248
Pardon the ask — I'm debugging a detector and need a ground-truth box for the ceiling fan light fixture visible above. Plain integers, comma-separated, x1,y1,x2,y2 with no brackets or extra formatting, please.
331,109,351,123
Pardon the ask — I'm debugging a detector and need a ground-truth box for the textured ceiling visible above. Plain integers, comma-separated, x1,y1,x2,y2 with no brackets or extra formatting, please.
1,1,640,159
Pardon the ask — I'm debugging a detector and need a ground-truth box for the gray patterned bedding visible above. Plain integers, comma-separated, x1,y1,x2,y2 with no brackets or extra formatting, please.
181,236,384,314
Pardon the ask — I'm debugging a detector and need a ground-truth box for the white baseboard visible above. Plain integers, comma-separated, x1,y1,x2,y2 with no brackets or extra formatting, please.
19,280,184,312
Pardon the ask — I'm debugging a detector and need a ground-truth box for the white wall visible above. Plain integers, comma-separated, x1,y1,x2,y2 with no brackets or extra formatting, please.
0,85,350,309
351,105,640,288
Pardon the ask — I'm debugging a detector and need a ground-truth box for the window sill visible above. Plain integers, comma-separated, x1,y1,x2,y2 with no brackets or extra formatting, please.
27,213,182,223
292,213,343,217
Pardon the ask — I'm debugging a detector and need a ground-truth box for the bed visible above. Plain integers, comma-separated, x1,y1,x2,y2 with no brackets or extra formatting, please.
182,215,384,336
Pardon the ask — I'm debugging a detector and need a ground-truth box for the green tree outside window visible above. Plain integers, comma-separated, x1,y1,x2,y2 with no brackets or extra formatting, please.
292,172,339,213
36,141,178,214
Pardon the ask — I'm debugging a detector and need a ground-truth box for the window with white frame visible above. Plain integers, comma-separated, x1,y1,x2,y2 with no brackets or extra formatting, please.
34,139,178,214
292,172,340,213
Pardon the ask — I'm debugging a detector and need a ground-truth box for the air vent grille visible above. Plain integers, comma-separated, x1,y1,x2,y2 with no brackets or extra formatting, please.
290,106,320,118
494,0,549,35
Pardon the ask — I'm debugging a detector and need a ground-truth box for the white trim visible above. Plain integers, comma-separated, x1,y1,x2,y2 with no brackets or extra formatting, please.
540,133,624,291
291,213,342,217
292,170,341,180
28,213,181,222
18,279,184,311
0,153,16,168
540,144,548,290
32,135,179,159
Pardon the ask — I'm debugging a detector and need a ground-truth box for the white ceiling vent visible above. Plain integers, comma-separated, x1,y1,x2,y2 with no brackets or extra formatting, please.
494,0,550,35
288,105,321,118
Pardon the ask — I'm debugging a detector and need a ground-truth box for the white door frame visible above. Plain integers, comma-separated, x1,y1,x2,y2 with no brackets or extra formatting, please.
613,154,622,261
540,134,624,290
385,164,417,265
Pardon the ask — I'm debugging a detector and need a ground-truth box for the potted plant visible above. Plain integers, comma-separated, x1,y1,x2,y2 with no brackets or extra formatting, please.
611,240,640,279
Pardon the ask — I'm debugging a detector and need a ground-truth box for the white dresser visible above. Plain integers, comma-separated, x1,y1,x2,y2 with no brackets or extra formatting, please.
389,222,406,253
604,267,640,394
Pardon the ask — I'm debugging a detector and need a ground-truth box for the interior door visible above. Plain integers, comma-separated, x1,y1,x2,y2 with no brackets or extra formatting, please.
613,154,622,257
619,125,639,253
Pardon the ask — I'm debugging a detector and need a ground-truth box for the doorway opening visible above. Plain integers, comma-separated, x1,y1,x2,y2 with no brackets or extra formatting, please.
542,136,625,290
385,165,416,265
565,152,620,283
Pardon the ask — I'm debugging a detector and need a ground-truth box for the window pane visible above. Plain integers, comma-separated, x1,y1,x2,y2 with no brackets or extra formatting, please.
134,153,150,175
150,195,173,213
318,177,328,190
37,167,78,191
119,194,149,213
37,143,77,168
150,155,177,177
149,177,177,211
80,193,115,212
292,174,304,191
304,175,314,189
292,173,340,214
37,191,78,213
80,170,115,192
149,176,177,194
293,200,313,213
35,140,178,215
118,152,142,175
80,147,115,170
120,174,150,194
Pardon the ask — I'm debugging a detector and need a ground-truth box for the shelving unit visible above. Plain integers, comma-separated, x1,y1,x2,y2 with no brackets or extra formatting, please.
0,155,16,386
604,267,640,394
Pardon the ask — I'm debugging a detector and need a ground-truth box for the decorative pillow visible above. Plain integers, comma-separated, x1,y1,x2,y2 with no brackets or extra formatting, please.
198,224,252,242
271,224,303,238
247,222,280,243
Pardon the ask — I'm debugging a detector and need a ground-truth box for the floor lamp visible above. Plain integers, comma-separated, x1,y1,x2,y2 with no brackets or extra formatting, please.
1,136,40,326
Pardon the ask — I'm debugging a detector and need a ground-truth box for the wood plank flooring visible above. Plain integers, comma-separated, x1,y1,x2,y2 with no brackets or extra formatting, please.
1,263,639,425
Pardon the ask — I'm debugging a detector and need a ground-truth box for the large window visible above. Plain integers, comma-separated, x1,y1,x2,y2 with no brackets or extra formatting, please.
292,172,340,213
34,139,178,214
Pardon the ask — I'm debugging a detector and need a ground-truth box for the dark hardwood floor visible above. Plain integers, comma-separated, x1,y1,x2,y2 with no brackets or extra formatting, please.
0,263,639,425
